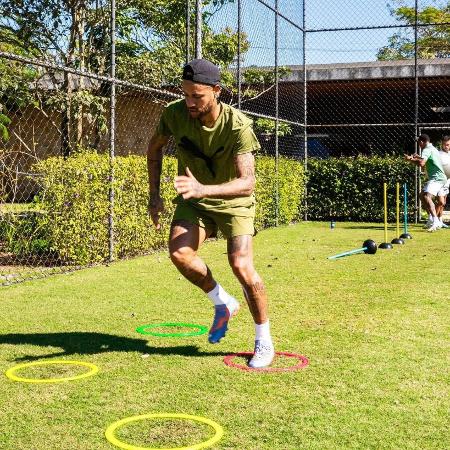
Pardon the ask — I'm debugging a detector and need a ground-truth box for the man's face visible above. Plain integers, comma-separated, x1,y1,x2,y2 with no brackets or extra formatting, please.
442,139,450,152
418,140,427,150
182,80,220,119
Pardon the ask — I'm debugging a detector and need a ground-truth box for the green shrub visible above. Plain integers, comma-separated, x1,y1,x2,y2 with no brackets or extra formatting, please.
30,151,177,265
0,211,51,258
255,156,305,228
306,156,416,221
17,151,305,265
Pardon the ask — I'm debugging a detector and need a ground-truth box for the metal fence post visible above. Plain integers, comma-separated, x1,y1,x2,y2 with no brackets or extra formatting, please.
195,0,202,58
274,0,279,227
303,0,308,221
109,0,116,263
186,0,191,64
414,0,419,224
237,0,242,110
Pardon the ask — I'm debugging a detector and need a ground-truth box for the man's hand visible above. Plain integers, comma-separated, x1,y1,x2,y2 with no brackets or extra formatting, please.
404,153,413,161
148,194,164,230
174,167,206,199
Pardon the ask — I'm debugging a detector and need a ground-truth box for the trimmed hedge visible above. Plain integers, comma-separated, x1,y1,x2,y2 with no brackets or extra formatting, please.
1,152,304,264
255,156,306,229
1,153,418,264
30,152,178,264
306,156,416,222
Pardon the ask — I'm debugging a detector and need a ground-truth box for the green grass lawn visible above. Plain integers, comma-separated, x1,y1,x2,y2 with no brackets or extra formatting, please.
0,222,449,449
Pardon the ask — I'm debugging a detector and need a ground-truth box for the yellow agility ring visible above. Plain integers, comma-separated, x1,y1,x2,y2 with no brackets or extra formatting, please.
5,360,99,383
105,413,224,450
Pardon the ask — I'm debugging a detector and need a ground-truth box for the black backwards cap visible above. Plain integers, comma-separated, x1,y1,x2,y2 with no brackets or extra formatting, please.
182,59,220,86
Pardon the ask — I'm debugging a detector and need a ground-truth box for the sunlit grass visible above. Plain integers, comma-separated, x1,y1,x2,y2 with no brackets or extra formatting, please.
0,222,448,449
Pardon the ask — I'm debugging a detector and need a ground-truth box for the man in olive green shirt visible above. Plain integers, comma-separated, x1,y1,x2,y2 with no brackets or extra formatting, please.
147,59,275,368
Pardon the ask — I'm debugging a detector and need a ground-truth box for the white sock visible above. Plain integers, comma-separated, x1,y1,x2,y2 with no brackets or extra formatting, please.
255,320,272,342
207,283,234,306
433,216,440,224
428,214,433,221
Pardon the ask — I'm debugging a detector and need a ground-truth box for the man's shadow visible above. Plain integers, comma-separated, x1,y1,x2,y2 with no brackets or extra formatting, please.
0,332,229,362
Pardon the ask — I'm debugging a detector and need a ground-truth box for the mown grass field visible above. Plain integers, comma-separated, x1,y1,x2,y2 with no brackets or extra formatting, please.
0,222,449,449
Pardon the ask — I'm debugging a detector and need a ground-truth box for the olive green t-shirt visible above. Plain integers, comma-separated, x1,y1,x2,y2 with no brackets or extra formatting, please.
157,99,260,212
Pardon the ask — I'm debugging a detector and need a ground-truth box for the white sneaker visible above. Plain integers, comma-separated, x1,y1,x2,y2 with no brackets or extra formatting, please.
423,219,433,229
248,340,275,369
427,224,440,232
440,221,448,228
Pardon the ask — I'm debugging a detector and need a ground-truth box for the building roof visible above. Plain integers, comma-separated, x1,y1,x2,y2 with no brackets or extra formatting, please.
254,58,450,82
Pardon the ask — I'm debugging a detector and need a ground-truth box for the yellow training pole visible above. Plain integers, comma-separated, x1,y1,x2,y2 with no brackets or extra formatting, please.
380,182,393,249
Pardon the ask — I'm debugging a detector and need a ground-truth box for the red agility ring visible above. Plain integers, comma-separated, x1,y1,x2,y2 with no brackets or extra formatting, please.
223,351,309,372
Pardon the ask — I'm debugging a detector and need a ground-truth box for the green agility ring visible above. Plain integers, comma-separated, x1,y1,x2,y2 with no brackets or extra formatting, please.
105,413,224,450
135,323,208,337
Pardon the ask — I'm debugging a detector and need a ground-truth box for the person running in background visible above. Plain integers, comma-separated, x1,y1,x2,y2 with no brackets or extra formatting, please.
404,134,447,232
147,59,275,368
436,135,450,228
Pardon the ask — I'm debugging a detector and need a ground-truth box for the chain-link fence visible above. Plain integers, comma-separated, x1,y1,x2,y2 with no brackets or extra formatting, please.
1,0,449,285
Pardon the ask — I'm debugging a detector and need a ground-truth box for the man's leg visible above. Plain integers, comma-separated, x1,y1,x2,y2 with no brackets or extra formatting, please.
420,191,440,231
169,220,239,343
227,235,274,368
436,196,444,220
169,220,214,292
437,194,449,227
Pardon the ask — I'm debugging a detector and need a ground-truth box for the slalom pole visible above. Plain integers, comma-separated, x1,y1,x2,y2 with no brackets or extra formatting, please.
379,182,393,249
400,183,413,239
391,182,404,244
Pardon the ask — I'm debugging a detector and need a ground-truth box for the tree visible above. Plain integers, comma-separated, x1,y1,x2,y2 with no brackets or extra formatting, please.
0,0,247,155
253,118,292,138
377,2,450,60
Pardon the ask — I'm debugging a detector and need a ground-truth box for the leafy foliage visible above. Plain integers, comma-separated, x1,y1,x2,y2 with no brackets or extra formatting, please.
378,2,450,59
26,151,177,264
255,156,306,229
254,118,292,137
3,152,306,263
0,0,246,155
306,156,416,221
0,114,12,142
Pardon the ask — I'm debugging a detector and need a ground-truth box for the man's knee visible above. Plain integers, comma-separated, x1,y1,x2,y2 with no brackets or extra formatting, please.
169,245,196,268
228,252,253,281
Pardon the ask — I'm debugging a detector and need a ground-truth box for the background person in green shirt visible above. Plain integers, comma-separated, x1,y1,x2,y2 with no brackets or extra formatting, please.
404,134,447,232
147,59,275,369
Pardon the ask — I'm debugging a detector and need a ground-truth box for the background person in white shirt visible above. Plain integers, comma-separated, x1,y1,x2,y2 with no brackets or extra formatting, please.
436,136,450,228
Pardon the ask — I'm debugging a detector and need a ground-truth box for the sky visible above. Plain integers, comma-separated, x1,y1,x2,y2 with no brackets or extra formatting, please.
205,0,441,66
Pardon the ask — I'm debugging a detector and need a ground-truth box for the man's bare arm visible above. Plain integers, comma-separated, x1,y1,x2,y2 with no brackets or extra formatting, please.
404,153,426,167
147,133,169,227
147,134,169,197
174,151,256,200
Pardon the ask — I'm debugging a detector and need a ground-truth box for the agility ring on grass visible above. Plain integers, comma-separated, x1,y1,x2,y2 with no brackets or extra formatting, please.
224,351,309,372
105,413,224,450
135,322,208,337
5,360,99,383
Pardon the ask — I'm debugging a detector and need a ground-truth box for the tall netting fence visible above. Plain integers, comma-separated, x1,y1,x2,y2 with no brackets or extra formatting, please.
1,0,449,285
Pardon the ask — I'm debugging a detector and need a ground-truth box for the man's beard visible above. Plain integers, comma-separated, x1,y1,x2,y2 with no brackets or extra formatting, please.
188,101,215,119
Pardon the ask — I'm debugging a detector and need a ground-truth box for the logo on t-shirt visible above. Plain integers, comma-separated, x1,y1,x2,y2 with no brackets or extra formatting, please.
179,136,226,177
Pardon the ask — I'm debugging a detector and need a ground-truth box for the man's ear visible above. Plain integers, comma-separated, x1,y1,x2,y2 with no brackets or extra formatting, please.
213,84,221,99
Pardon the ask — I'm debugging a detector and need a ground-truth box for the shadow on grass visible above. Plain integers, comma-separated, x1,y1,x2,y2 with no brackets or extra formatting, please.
340,225,388,231
0,332,229,361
